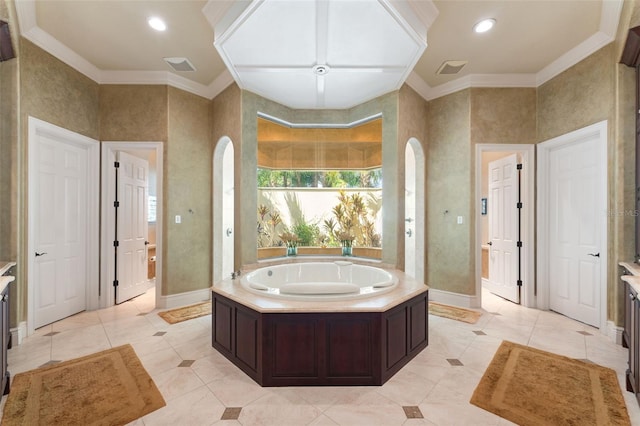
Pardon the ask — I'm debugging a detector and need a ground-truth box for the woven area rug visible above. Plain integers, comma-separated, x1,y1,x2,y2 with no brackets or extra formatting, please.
2,344,165,426
428,301,482,324
158,301,211,324
471,340,631,426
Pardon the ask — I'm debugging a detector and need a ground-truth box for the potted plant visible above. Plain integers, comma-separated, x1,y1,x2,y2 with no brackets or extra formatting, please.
338,231,355,256
280,232,299,256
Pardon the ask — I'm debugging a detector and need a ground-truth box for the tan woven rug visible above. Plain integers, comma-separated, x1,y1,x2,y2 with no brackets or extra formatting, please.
158,301,211,324
2,344,165,426
471,340,631,426
428,301,482,324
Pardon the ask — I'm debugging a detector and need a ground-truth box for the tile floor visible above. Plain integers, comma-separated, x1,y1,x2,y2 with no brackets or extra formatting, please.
4,288,640,425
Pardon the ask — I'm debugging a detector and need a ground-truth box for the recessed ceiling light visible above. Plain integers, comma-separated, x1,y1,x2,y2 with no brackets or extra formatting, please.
148,17,166,32
473,18,495,34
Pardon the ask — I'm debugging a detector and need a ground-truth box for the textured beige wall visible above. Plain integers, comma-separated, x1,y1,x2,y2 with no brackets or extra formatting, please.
470,88,536,145
164,87,212,294
398,84,428,271
0,0,17,262
426,89,473,294
537,45,615,143
100,85,167,142
21,40,99,139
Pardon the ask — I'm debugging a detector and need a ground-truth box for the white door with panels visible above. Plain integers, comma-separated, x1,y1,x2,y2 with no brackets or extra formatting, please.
115,152,150,304
486,154,519,303
30,119,97,329
547,133,602,327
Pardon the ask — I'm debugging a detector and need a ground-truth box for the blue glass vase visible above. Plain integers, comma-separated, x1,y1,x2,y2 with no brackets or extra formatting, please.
286,246,297,256
341,245,352,256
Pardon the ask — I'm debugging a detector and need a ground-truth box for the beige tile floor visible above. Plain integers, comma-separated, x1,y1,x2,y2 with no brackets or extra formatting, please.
4,288,640,426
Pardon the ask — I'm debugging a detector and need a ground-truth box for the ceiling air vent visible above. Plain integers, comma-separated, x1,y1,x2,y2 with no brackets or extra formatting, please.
164,57,196,72
436,60,467,75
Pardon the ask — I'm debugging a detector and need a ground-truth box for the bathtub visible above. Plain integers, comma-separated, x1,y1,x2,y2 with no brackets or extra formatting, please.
240,261,398,300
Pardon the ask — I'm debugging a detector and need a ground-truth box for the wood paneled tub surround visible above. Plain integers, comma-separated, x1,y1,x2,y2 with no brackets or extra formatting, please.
211,264,428,387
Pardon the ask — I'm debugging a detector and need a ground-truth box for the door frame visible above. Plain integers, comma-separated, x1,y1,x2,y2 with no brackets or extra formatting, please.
101,142,163,309
475,144,535,308
537,120,608,331
27,116,100,335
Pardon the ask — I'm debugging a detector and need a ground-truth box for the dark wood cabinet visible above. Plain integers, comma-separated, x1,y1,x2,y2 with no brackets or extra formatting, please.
0,282,10,395
625,281,640,406
211,291,428,386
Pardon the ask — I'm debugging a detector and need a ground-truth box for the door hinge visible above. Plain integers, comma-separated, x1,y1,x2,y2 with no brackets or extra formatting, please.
516,202,523,209
113,240,119,247
517,241,523,248
113,201,119,208
517,163,523,170
113,280,119,287
114,161,120,168
517,280,523,287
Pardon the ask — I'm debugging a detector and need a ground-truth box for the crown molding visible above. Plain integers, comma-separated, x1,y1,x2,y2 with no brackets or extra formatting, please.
206,69,235,99
14,0,625,104
535,31,614,86
413,0,623,101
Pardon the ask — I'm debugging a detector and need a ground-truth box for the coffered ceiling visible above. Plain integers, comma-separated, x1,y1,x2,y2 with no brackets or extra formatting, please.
14,0,622,108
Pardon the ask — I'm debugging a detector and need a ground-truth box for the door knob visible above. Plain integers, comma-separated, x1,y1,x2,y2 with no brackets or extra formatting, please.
406,229,412,237
35,252,47,257
487,242,493,246
226,228,233,237
144,241,150,246
588,253,600,258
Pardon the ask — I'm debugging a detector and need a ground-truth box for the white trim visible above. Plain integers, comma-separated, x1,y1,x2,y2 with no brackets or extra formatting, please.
101,142,164,309
428,288,479,309
607,320,624,345
27,117,100,335
206,70,235,99
10,322,27,347
537,120,608,332
258,112,382,129
156,288,211,310
475,144,535,309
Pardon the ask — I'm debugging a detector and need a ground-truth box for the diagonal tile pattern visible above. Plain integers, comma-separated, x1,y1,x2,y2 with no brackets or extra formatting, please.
4,288,640,425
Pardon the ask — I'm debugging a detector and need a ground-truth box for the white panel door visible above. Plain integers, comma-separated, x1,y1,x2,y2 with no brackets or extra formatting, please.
486,154,519,303
116,152,149,304
33,133,88,328
549,135,601,326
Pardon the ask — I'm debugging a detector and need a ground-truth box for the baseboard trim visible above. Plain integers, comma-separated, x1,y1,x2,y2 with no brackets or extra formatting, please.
429,288,480,309
156,288,210,309
607,320,623,345
10,321,27,346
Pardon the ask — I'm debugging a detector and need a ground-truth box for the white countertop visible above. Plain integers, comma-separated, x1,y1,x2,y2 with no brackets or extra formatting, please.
211,267,428,313
0,276,14,293
620,261,640,294
0,262,15,277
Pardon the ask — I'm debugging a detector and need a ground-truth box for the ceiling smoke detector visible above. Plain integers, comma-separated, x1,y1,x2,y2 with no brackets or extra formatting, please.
436,60,468,75
164,57,196,72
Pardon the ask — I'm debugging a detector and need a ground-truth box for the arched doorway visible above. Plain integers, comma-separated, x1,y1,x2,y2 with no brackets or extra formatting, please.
404,138,425,283
213,137,235,283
